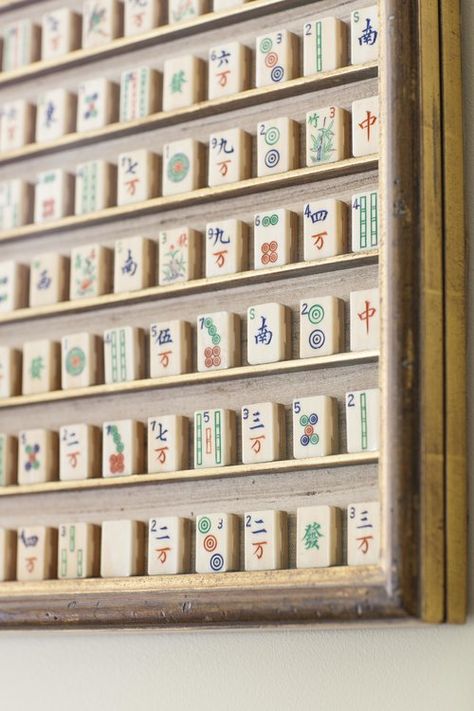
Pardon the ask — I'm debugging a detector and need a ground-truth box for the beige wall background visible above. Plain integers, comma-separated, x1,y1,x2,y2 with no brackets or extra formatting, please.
0,3,472,708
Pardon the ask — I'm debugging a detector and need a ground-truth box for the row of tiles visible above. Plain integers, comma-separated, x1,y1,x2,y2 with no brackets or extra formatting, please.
0,292,380,398
1,3,379,73
0,101,379,231
0,195,379,312
0,389,381,485
0,503,381,582
0,17,379,153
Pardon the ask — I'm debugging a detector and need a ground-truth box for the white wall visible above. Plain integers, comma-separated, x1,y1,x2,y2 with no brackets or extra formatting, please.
0,4,473,709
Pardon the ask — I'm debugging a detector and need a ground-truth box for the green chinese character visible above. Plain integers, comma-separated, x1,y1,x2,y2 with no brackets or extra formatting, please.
170,70,187,94
302,522,324,550
30,356,44,380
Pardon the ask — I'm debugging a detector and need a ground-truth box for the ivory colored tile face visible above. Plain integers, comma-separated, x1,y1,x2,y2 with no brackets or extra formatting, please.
35,89,76,143
351,190,379,251
241,402,285,464
256,30,299,87
0,179,32,230
347,501,380,565
351,6,379,65
102,419,145,478
292,395,338,458
158,227,201,284
17,526,57,582
147,415,188,473
257,118,299,176
61,333,103,389
244,510,288,571
247,303,290,365
41,9,81,60
209,128,251,186
208,42,250,99
306,106,350,166
124,0,163,35
214,0,247,8
162,55,205,112
0,347,21,398
296,505,340,568
0,261,29,312
299,296,344,358
0,528,16,581
22,340,60,395
100,520,145,577
117,150,160,205
303,199,347,260
303,17,347,75
34,169,74,223
345,388,380,453
75,160,116,215
149,320,192,377
168,0,208,24
205,218,248,277
2,20,40,71
77,78,118,132
197,311,240,371
103,326,145,383
30,253,69,307
194,409,236,468
60,423,101,481
195,512,239,573
58,523,100,579
349,287,380,351
163,139,205,196
148,517,190,575
70,244,113,299
18,428,58,485
120,67,161,121
0,100,35,152
352,95,379,157
0,434,18,486
114,236,156,293
82,0,122,48
254,208,297,269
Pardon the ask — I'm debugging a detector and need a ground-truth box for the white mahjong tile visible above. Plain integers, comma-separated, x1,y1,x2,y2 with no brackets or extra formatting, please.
197,311,240,371
247,303,290,364
254,208,297,268
349,287,380,351
303,17,347,75
103,326,145,383
147,415,188,472
351,190,379,251
29,253,69,307
102,419,145,478
347,501,380,565
120,66,161,121
209,128,251,186
22,339,60,395
162,55,205,111
0,100,35,152
352,95,379,156
18,428,58,485
195,512,239,573
124,0,163,35
256,30,299,87
214,0,248,8
244,510,288,571
34,169,74,223
297,505,340,568
169,0,208,24
70,244,113,299
0,347,21,398
58,522,99,579
0,528,16,581
257,117,299,176
0,179,32,229
351,6,380,65
41,9,81,60
82,0,123,49
117,149,160,205
292,396,338,458
345,388,380,453
75,160,116,214
2,20,40,71
208,41,250,99
114,236,156,293
193,409,236,468
241,402,285,464
100,520,145,577
59,423,101,481
147,516,190,574
303,199,347,260
0,260,29,312
299,296,344,358
61,332,102,389
149,320,192,377
77,78,118,132
162,138,204,195
0,434,18,486
17,526,56,581
35,88,76,143
205,218,248,277
158,226,201,284
306,106,350,166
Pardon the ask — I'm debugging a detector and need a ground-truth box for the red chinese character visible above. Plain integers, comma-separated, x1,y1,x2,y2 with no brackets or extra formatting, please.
155,547,171,564
25,556,37,573
356,535,374,555
42,199,56,218
7,126,16,141
358,300,377,334
125,178,139,196
359,111,377,141
217,70,231,87
217,159,231,177
213,250,228,268
133,12,145,27
67,451,80,468
154,446,169,464
252,542,268,560
312,231,328,250
177,232,188,247
250,435,266,454
159,350,172,368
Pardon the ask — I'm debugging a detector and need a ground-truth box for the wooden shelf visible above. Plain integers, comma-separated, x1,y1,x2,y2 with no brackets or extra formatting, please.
0,451,379,498
0,350,379,410
0,251,379,326
0,156,378,244
0,0,319,86
0,63,378,167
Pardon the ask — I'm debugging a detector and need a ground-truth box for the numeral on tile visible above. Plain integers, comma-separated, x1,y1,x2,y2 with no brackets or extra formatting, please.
244,510,288,571
205,218,248,276
35,88,76,143
18,429,58,485
148,516,190,574
0,100,35,153
351,190,379,251
75,160,116,215
114,236,156,293
120,66,161,121
17,526,57,581
194,409,236,468
247,303,290,364
158,227,201,284
306,106,350,166
103,327,145,383
149,320,192,377
345,388,380,453
2,20,40,71
351,6,379,65
82,0,123,48
61,333,103,389
34,169,74,223
102,419,145,478
256,30,299,87
209,128,252,186
30,253,69,307
58,523,100,579
163,138,205,195
60,424,101,481
195,512,239,573
257,118,299,176
197,311,240,371
300,296,344,358
41,9,81,59
208,41,251,98
147,415,188,473
117,150,160,205
303,17,347,75
77,78,118,133
303,199,347,260
347,501,380,565
242,402,286,464
292,396,338,458
70,244,113,299
124,0,163,35
254,208,297,268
